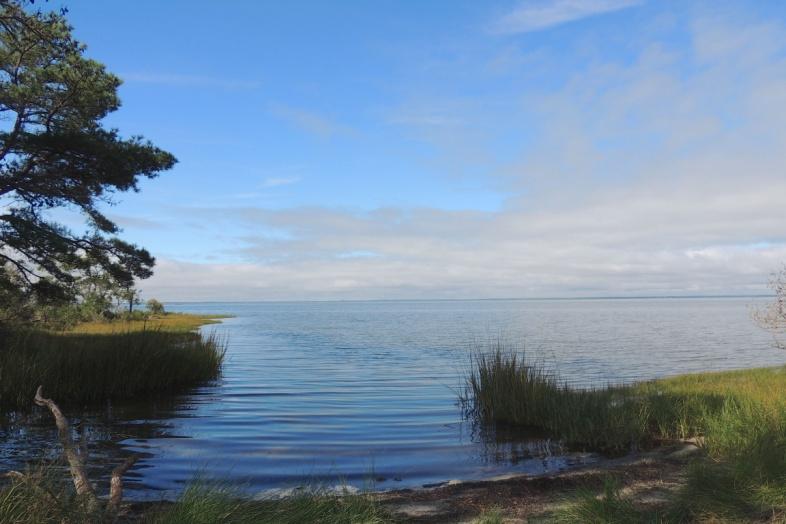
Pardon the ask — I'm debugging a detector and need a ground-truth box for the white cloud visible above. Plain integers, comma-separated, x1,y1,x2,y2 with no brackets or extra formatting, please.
268,103,350,139
261,176,301,188
491,0,643,35
142,9,786,301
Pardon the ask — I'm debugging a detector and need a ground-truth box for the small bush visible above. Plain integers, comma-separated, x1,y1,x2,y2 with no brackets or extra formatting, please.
146,299,165,316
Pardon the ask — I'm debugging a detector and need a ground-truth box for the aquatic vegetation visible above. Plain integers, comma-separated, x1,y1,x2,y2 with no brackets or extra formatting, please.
0,327,225,412
464,345,786,450
462,344,651,451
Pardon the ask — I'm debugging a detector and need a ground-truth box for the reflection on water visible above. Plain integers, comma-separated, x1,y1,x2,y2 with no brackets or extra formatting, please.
0,398,195,494
1,298,782,499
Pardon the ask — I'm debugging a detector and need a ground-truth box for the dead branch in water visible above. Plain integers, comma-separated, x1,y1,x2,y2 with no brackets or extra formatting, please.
31,385,137,514
108,456,137,512
34,385,97,508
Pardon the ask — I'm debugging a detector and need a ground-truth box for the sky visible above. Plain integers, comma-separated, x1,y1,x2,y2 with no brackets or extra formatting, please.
54,0,786,301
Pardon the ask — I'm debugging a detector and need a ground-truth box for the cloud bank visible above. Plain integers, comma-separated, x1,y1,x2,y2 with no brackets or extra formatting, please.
141,9,786,301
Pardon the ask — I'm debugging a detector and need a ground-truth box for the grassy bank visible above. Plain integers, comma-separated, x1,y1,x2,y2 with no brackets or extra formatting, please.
0,473,390,524
0,314,226,412
465,346,786,521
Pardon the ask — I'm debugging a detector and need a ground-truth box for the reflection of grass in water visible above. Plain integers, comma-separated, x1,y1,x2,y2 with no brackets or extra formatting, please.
0,327,225,412
466,344,786,521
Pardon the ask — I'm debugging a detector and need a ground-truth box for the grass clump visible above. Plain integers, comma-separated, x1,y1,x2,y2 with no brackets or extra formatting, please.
0,464,106,524
0,327,225,411
555,477,648,524
472,506,505,523
463,345,650,451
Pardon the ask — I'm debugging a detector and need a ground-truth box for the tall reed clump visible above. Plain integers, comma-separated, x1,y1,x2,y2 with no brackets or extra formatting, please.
463,344,786,452
462,345,650,451
0,328,226,411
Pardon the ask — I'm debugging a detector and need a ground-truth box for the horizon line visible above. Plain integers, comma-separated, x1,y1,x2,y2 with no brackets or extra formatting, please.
162,293,774,304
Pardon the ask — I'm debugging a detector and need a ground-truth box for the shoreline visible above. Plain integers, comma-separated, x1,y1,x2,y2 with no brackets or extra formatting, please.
378,442,697,522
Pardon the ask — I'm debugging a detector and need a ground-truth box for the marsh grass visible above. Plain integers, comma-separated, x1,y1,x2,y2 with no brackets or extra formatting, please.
0,327,226,411
462,345,651,451
467,345,786,521
69,313,229,334
463,345,786,451
0,462,105,524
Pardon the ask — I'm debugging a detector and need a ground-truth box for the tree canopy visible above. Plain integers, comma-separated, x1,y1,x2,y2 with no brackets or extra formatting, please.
0,0,175,315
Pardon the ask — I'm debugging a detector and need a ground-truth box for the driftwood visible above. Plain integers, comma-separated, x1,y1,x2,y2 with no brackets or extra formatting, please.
4,385,138,515
33,385,97,507
108,455,137,512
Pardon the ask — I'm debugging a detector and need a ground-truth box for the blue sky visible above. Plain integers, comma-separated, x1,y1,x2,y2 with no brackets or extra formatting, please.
55,0,786,300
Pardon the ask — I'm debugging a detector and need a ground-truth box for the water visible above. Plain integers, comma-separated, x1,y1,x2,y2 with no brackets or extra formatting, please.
2,297,783,498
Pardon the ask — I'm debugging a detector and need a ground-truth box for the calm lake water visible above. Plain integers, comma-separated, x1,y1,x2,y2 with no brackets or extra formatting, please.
2,297,784,498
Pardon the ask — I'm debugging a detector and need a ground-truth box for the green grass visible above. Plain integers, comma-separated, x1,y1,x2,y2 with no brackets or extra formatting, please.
465,345,786,522
0,471,390,524
463,345,652,451
147,480,389,524
555,477,666,524
472,506,505,524
0,463,105,524
0,327,226,411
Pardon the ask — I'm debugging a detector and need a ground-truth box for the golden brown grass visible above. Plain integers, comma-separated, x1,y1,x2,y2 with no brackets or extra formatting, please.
67,312,229,334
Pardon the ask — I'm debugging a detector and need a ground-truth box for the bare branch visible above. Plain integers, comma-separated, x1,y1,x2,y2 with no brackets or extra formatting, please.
33,385,97,508
107,456,137,513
